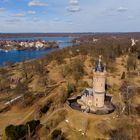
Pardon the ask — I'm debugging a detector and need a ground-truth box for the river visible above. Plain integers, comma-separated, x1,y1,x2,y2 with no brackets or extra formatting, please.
0,37,74,66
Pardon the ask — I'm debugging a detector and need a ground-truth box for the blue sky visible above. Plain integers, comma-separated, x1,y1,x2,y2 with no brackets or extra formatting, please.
0,0,140,32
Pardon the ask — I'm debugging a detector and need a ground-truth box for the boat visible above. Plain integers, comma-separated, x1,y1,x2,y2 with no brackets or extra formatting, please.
4,50,9,52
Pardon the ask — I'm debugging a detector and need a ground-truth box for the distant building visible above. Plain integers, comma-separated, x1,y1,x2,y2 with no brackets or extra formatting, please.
131,38,136,46
35,41,44,49
131,38,139,47
93,38,98,43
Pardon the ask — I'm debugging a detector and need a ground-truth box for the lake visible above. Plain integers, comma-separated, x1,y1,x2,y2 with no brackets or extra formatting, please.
0,37,74,66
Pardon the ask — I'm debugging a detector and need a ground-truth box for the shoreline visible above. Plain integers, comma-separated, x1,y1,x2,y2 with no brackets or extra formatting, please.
0,46,59,52
0,40,59,51
0,36,74,67
0,48,57,68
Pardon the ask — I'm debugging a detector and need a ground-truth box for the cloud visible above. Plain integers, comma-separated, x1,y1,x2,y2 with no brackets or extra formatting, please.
67,0,81,13
127,16,134,20
53,18,60,22
67,5,81,12
12,13,25,17
12,11,36,18
5,19,22,23
28,10,36,14
117,7,128,12
0,7,5,12
66,20,73,24
28,0,48,7
69,0,79,5
32,18,40,22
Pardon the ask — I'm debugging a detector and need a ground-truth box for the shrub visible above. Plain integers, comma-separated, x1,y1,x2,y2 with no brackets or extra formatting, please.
121,72,125,79
40,105,49,114
14,81,28,95
109,128,128,140
51,129,62,139
26,120,40,134
5,125,28,140
56,56,65,65
20,92,36,108
67,82,76,97
5,120,40,140
127,54,137,71
57,87,68,104
71,58,85,82
135,105,140,116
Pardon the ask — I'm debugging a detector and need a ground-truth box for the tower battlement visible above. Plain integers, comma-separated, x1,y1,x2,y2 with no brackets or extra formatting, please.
93,71,106,77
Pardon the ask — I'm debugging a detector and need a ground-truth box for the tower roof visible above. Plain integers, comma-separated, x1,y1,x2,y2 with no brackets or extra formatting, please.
95,55,105,72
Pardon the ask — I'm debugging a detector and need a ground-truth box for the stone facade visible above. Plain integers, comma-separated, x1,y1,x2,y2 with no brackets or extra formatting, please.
77,56,107,112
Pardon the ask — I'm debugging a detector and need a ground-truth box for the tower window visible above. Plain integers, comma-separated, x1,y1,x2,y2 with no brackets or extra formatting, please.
96,98,98,101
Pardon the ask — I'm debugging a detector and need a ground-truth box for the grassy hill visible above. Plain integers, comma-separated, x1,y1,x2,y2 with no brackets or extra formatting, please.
0,34,140,140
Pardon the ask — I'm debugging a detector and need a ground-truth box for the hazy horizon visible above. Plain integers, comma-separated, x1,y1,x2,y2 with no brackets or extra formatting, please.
1,32,140,34
0,0,140,33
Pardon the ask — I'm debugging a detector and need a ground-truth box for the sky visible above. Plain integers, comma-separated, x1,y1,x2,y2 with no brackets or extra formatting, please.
0,0,140,33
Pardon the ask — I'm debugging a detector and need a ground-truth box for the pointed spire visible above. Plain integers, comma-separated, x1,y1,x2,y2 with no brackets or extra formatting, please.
99,55,102,62
98,55,102,67
95,55,104,72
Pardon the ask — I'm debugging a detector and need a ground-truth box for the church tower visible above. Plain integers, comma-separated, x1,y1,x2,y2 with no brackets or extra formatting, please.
93,56,106,108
